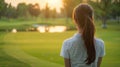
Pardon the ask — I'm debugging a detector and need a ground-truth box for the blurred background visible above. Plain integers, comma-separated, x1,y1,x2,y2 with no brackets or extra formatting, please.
0,0,120,67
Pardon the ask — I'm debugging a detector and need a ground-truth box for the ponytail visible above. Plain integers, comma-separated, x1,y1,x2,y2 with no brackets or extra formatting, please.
73,3,96,65
82,16,96,65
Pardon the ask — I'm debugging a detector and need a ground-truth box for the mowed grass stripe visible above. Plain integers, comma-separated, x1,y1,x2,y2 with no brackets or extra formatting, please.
0,32,30,67
3,33,64,67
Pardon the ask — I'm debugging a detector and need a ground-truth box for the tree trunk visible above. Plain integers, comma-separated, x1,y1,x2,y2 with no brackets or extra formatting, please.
0,15,1,19
117,16,120,24
102,16,107,29
66,16,69,24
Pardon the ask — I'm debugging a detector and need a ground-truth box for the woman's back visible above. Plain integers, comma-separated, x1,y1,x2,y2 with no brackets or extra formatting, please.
60,33,105,67
60,3,105,67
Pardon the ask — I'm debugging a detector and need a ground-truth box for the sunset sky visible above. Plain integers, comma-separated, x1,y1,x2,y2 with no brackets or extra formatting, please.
5,0,63,13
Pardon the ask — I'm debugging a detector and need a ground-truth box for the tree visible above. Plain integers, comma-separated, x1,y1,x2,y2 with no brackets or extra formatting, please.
51,8,57,18
44,3,50,18
60,7,66,17
17,3,28,17
0,0,7,19
28,3,40,17
111,0,120,23
5,3,17,18
90,0,113,29
62,0,82,18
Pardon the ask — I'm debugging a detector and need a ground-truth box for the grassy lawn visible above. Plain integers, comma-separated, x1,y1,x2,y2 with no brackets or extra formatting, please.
0,19,120,67
0,32,30,67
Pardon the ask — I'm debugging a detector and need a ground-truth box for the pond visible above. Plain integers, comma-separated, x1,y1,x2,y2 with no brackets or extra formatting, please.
36,26,67,33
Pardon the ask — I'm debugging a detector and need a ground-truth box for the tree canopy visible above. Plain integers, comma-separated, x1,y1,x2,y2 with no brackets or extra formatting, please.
0,0,119,26
28,3,40,17
0,0,7,18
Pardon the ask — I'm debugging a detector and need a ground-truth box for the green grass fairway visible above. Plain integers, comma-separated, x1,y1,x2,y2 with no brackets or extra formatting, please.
0,21,120,67
0,32,30,67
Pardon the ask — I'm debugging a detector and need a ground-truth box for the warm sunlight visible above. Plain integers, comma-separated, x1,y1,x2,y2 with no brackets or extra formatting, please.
5,0,63,13
46,0,63,9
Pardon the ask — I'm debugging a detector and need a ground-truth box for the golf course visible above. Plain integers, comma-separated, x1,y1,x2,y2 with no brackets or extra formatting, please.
0,19,120,67
0,0,120,67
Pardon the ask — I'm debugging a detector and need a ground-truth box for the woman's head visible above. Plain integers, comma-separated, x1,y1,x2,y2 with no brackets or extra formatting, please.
73,3,96,65
73,3,94,31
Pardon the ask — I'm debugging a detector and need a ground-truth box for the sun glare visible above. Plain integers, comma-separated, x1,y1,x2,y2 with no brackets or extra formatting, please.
47,0,62,8
43,0,63,13
5,0,63,13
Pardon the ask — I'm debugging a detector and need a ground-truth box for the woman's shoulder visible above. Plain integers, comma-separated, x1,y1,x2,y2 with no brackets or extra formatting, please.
63,36,77,46
64,33,81,43
63,37,74,44
95,38,105,47
95,38,104,43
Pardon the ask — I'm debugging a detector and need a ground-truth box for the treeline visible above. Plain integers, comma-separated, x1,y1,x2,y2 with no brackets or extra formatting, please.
62,0,120,28
0,0,120,28
0,0,58,19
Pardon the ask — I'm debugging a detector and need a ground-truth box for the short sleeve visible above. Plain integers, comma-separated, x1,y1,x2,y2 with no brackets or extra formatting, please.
60,40,70,59
99,40,105,57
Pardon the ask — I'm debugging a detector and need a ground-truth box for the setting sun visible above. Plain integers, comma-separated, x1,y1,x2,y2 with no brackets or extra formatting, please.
5,0,63,13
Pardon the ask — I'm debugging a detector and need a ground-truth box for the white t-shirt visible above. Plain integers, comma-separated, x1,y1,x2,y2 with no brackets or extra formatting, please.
60,33,105,67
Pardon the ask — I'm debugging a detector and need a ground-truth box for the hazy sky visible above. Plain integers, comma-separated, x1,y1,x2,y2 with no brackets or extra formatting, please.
5,0,63,12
